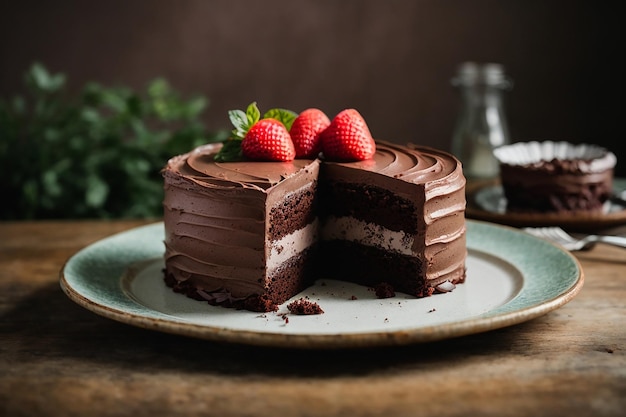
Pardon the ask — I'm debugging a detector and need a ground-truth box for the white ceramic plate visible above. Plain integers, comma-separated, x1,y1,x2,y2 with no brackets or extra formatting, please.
60,220,583,349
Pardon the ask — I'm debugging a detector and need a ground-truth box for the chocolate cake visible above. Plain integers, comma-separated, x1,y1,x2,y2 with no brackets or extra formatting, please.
162,141,466,312
494,141,617,213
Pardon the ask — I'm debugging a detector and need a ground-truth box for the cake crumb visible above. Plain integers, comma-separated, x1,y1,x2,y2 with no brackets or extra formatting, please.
350,295,358,300
428,308,436,313
287,298,324,315
374,282,395,299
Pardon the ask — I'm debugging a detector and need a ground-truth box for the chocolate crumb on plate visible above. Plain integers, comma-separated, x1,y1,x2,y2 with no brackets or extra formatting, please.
374,282,395,299
287,298,324,315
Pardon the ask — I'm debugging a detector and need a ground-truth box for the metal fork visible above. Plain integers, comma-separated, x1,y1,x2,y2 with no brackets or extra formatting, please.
523,227,626,251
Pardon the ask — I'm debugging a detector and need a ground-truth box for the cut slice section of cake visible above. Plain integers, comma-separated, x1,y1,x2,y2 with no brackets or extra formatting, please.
318,141,466,297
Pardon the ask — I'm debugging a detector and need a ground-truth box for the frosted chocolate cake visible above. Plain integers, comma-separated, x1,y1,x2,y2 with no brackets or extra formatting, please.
162,104,466,312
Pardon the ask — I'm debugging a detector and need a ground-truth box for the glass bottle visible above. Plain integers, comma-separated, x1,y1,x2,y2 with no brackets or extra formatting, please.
451,62,513,179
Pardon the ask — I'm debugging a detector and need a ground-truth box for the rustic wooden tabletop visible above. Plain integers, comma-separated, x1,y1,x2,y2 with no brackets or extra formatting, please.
1,219,625,417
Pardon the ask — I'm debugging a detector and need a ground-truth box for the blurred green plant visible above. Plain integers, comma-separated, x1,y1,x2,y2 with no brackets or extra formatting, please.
0,63,228,220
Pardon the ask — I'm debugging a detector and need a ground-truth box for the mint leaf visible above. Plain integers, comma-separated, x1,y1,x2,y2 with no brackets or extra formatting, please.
246,102,261,126
214,139,242,162
263,108,297,131
228,109,249,139
228,102,262,140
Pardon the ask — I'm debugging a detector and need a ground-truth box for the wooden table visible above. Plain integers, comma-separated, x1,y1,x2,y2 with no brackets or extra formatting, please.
1,219,625,417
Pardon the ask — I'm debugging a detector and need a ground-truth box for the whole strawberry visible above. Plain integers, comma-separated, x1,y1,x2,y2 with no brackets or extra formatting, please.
290,108,330,158
214,102,298,162
242,118,295,161
321,109,376,161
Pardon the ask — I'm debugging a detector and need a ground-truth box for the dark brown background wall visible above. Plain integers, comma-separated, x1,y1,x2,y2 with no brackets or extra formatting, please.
1,0,623,174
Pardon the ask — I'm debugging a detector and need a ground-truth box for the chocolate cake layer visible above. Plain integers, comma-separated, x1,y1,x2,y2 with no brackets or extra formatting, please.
318,181,418,234
269,181,318,241
319,240,430,297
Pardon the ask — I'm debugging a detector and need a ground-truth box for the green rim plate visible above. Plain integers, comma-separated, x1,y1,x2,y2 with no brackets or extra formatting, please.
60,220,583,349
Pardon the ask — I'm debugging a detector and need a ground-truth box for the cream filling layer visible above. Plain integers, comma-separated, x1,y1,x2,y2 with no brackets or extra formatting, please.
321,216,415,256
268,219,320,273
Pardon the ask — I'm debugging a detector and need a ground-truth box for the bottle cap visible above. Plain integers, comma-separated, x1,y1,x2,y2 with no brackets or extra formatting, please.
452,62,512,89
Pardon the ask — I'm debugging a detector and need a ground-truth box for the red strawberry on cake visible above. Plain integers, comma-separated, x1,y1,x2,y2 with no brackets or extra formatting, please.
290,108,331,158
215,102,298,162
321,109,376,161
242,118,295,161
